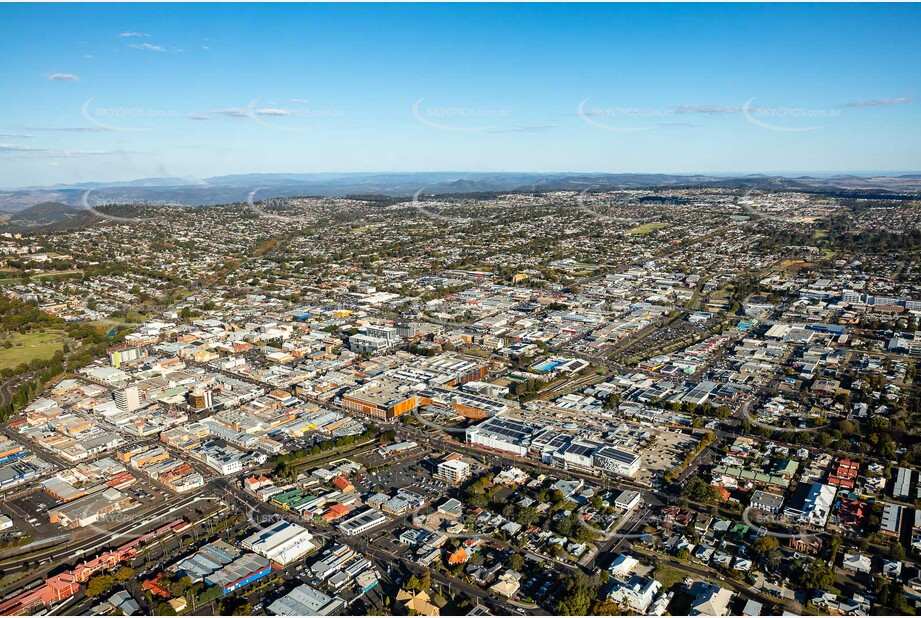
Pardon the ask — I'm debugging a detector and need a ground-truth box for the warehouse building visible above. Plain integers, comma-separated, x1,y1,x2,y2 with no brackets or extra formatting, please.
173,540,241,582
241,520,316,565
206,553,272,595
268,583,345,616
47,486,134,528
338,508,389,537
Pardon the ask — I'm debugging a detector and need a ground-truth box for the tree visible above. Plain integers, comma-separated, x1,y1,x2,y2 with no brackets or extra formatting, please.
590,599,623,616
85,574,115,597
798,561,835,591
170,575,192,598
197,585,223,605
682,478,721,504
405,574,423,592
555,572,593,616
508,553,525,572
114,566,135,582
752,535,779,555
217,597,252,616
517,507,538,527
890,543,906,561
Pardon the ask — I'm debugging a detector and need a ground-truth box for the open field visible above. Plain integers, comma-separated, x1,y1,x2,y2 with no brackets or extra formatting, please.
627,222,669,235
0,331,66,370
0,271,82,286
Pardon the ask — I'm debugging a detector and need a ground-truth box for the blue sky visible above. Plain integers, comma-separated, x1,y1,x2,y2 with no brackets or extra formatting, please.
1,3,919,187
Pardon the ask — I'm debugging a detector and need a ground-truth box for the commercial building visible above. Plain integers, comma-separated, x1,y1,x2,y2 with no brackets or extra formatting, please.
881,502,903,537
47,486,134,528
348,333,394,356
377,441,418,458
750,490,785,515
114,386,141,413
466,415,541,457
268,583,345,616
613,490,641,511
435,459,471,484
415,387,509,420
173,540,241,582
338,508,389,537
449,391,507,420
341,381,417,420
190,441,245,475
241,520,316,565
188,387,214,410
592,445,642,478
108,344,145,369
206,553,272,595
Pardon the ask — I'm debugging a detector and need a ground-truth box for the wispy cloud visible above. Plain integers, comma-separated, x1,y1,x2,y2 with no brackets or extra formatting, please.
49,149,122,157
669,104,741,115
0,143,121,157
120,31,150,38
0,143,41,152
47,73,79,81
0,133,33,138
841,97,912,108
187,113,210,121
256,108,296,117
84,54,94,60
129,43,168,52
25,126,112,133
210,108,248,118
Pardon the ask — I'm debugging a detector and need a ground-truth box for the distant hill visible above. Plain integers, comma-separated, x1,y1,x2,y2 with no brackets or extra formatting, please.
0,201,86,230
1,171,918,214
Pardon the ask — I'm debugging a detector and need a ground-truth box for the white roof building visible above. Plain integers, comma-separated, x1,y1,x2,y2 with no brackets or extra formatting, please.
241,520,316,565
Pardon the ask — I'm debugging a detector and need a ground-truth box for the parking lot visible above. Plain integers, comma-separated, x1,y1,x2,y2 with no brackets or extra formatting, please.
636,428,700,485
6,490,66,538
2,474,172,541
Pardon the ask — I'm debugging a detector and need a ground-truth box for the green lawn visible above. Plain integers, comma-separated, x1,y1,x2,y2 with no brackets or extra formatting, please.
653,565,688,591
0,331,66,371
0,271,82,286
626,222,669,235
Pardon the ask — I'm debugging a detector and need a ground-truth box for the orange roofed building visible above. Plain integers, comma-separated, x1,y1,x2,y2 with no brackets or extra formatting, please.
447,548,469,565
142,574,171,599
332,476,355,492
322,504,351,522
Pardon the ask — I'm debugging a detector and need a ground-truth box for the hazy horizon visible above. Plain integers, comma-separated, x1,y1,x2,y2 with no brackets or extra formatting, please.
2,3,919,187
6,169,921,193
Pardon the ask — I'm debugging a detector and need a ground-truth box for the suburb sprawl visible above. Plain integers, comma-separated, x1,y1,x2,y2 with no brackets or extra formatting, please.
0,186,920,616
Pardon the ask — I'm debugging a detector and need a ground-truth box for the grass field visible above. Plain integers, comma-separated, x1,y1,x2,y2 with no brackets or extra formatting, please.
0,271,82,286
0,331,66,371
626,222,669,235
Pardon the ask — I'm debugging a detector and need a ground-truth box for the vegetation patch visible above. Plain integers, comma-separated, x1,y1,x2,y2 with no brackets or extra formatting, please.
0,331,66,371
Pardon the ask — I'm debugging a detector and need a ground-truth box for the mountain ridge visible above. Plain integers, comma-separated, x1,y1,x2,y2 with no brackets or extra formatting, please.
1,171,919,214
